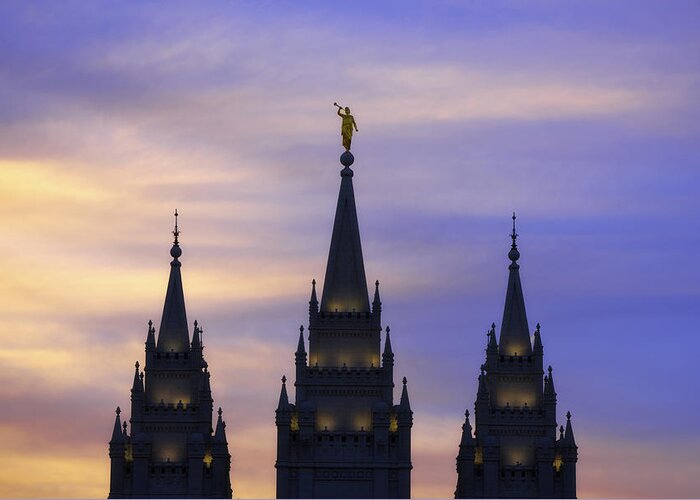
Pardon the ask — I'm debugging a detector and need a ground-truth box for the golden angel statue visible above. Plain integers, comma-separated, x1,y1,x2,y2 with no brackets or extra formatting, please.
334,102,358,151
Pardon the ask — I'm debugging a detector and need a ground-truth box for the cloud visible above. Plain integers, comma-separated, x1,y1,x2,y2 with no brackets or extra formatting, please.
0,2,699,498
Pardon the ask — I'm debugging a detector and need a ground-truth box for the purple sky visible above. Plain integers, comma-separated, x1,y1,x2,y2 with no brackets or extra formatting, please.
1,1,699,497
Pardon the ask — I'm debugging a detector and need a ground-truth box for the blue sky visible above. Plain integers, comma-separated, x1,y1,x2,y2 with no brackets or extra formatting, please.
0,1,699,497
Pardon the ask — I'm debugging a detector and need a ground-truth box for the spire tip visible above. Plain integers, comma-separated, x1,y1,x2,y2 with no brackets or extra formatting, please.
173,209,180,244
170,210,182,258
508,212,520,263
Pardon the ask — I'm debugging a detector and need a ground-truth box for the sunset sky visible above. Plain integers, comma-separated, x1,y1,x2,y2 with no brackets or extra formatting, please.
1,1,699,498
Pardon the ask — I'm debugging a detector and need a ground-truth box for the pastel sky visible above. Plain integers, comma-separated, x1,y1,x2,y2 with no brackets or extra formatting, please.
1,1,699,498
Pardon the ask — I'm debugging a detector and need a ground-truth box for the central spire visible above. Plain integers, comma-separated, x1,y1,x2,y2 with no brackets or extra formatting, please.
498,212,532,356
320,163,370,313
156,210,190,352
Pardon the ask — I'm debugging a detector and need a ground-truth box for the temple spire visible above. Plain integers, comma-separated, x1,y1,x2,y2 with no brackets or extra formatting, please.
372,280,382,313
309,279,319,314
545,365,557,397
145,319,155,350
319,165,370,313
295,326,307,366
131,361,143,394
382,326,394,365
277,375,290,410
214,407,227,442
498,212,532,356
459,410,475,447
110,407,124,443
477,366,489,398
562,411,577,447
156,210,190,352
487,322,498,351
533,322,543,352
399,376,411,411
191,320,201,349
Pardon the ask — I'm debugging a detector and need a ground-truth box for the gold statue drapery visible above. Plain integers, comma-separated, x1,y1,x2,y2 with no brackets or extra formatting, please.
334,102,358,151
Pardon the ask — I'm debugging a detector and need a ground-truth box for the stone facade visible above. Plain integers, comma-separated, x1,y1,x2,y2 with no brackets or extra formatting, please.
455,216,578,499
108,218,232,498
275,161,412,498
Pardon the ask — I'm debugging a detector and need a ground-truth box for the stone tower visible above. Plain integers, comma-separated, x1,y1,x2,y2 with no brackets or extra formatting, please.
108,213,232,498
455,215,578,499
275,152,413,499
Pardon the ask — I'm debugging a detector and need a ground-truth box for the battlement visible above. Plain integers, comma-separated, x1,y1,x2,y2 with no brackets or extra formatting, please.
493,354,539,367
138,402,210,423
286,428,402,460
304,366,387,382
489,405,543,418
143,401,199,413
311,310,380,330
147,350,200,365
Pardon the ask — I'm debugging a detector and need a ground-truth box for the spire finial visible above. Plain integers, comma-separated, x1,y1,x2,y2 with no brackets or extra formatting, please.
548,365,552,374
134,361,139,370
372,279,382,314
560,425,564,439
382,326,394,363
123,421,128,433
170,210,183,259
309,279,318,311
173,209,180,245
300,324,304,334
218,407,223,417
567,410,572,420
282,375,287,384
116,406,121,416
508,211,520,263
402,376,407,386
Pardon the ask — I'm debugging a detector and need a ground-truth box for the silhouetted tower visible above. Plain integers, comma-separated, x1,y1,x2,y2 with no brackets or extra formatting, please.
455,214,578,499
275,153,412,498
108,212,232,498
